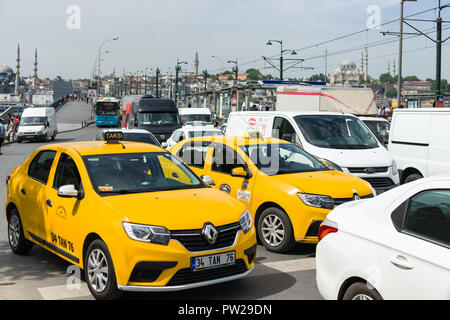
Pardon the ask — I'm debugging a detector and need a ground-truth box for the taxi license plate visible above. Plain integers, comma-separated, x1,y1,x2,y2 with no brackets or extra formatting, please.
191,251,235,271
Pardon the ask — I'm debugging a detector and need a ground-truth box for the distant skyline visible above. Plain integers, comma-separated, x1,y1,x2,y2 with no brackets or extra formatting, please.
1,0,448,81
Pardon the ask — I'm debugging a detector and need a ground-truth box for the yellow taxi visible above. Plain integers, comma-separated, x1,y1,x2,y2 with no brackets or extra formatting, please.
5,133,256,299
170,135,374,253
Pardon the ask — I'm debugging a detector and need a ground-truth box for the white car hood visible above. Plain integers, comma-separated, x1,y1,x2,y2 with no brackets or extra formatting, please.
307,145,393,168
18,125,44,133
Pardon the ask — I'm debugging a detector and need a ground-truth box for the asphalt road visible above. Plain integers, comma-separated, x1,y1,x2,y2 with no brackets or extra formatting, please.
0,102,322,300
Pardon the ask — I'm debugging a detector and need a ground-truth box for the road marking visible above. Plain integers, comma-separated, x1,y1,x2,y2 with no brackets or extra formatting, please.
259,258,315,273
38,283,91,300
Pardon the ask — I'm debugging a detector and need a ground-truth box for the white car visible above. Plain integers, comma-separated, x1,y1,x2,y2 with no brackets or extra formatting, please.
316,175,450,300
165,126,223,149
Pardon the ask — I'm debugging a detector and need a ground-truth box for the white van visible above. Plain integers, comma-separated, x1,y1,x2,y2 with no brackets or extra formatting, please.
226,111,400,194
388,108,450,184
179,108,212,126
17,107,57,142
359,116,391,146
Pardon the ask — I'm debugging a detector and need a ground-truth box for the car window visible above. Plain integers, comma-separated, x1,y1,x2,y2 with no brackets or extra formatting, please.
53,153,82,190
272,117,297,143
404,190,450,247
178,141,211,168
211,144,246,175
28,150,57,184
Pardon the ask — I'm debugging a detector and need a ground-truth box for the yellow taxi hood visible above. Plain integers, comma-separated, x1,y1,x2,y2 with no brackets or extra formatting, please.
267,170,373,198
101,188,246,230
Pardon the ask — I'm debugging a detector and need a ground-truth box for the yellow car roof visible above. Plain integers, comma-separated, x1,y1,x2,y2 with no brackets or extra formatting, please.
43,141,166,156
187,135,289,146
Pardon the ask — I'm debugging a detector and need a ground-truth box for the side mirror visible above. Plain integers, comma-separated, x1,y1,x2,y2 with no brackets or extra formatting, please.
201,175,215,186
161,142,168,149
58,185,79,198
231,167,248,178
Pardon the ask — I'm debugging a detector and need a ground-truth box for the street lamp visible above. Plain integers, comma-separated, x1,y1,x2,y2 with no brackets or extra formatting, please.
97,36,119,94
266,39,298,81
175,59,188,105
227,58,238,81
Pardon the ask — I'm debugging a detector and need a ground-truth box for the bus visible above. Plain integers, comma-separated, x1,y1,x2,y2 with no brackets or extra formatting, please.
94,97,120,127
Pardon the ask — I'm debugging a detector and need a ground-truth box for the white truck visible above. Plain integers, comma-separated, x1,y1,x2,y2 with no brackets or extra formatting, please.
179,108,212,126
17,107,57,142
275,85,378,116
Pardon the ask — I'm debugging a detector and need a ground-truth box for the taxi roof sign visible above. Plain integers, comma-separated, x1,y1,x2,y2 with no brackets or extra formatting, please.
104,131,124,143
244,131,263,139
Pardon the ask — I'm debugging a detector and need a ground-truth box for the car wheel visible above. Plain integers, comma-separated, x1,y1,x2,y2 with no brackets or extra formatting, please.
343,282,383,300
257,207,295,253
404,173,423,184
84,239,122,300
8,208,33,255
51,132,56,140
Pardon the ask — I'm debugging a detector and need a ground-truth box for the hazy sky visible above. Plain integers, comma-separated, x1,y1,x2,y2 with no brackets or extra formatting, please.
1,0,447,80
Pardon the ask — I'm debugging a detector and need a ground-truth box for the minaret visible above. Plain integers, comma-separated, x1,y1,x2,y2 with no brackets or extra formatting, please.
387,61,391,76
194,52,199,78
33,48,38,90
361,51,364,79
15,44,20,96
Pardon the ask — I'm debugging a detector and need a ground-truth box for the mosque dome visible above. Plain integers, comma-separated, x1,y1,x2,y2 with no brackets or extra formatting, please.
0,64,14,75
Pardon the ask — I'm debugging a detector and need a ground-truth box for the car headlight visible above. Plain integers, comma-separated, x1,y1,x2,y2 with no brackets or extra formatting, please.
392,160,398,176
298,193,335,210
122,222,171,246
239,210,252,234
318,158,343,172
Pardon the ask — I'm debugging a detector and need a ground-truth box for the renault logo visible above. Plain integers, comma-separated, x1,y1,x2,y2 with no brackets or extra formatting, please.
202,223,218,245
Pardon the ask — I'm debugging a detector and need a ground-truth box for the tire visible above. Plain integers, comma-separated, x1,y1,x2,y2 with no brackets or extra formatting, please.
343,282,383,300
403,173,423,184
257,207,295,253
51,131,56,140
84,239,122,300
8,208,33,255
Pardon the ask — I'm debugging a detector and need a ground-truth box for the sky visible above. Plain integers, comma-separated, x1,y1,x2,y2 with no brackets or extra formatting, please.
1,0,448,81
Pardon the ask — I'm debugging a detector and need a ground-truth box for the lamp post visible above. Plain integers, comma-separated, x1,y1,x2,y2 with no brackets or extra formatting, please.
97,36,119,94
175,59,188,105
266,39,299,81
227,58,239,81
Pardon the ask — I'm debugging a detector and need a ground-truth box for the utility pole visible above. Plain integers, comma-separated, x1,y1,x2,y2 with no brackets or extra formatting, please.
155,68,160,98
175,59,188,105
202,70,208,91
397,1,405,108
437,0,443,96
264,40,307,81
227,59,239,81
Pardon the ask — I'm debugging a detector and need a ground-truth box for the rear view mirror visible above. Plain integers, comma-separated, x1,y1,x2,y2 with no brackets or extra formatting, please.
231,167,248,178
58,185,79,198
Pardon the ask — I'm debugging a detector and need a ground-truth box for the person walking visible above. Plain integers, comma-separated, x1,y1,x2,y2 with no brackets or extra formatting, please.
0,119,6,155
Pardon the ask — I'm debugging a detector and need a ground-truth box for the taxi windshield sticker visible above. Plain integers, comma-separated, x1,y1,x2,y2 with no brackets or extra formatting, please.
98,186,114,192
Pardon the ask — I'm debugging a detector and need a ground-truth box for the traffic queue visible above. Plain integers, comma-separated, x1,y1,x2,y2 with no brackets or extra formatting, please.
4,94,450,300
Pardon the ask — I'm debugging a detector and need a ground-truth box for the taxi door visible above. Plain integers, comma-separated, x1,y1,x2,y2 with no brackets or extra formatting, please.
45,152,84,264
18,150,58,240
204,143,255,210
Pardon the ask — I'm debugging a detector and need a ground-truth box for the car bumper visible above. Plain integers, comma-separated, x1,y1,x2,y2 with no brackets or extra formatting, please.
110,228,257,291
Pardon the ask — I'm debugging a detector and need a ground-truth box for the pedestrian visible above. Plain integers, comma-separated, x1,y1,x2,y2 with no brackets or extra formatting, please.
250,104,258,111
0,119,5,155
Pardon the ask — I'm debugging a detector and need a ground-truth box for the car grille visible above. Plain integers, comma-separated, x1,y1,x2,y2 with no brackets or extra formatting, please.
170,222,241,252
363,178,395,189
333,194,374,206
166,259,247,286
347,167,389,174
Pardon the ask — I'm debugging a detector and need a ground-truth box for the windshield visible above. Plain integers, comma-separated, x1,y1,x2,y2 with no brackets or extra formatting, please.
294,115,379,149
188,130,223,138
240,143,329,176
138,112,180,126
20,116,46,126
96,102,119,115
363,120,390,144
123,133,160,146
180,114,211,125
83,152,205,196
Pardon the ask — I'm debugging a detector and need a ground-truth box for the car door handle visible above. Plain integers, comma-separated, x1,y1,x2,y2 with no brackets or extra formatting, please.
46,200,52,208
390,255,414,270
21,188,26,195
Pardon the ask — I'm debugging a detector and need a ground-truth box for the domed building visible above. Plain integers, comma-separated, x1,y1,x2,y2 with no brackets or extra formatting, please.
330,60,364,86
0,64,16,93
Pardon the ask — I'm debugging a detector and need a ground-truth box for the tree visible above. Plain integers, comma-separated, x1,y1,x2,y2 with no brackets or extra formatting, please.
246,68,263,80
386,88,397,98
379,73,395,83
309,73,326,82
404,75,420,81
